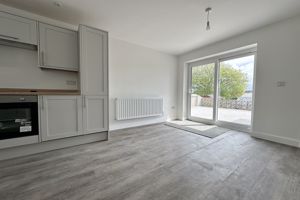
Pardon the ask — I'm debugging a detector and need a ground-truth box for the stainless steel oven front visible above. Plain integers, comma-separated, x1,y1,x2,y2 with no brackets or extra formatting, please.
0,96,39,140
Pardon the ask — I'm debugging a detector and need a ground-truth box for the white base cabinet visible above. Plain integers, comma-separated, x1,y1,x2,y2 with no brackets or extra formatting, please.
40,95,108,141
83,95,108,134
40,96,82,141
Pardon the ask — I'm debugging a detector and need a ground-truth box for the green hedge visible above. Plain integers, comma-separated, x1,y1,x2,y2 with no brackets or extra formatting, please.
192,64,248,100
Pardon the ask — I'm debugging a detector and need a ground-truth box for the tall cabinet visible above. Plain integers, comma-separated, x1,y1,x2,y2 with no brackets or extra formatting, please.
79,25,109,135
40,25,109,142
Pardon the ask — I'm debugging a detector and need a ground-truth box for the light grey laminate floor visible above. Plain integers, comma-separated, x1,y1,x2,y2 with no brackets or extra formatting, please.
0,124,299,200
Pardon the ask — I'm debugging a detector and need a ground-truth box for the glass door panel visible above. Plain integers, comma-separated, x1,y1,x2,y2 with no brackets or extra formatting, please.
189,63,215,121
217,55,255,126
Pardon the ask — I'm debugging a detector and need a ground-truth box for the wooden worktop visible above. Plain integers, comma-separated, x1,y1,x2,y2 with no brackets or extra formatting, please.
0,88,81,95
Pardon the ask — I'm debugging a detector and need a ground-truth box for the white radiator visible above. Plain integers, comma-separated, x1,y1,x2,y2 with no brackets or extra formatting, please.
115,97,163,120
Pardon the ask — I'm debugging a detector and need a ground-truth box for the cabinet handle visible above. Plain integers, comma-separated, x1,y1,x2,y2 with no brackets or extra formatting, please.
83,95,86,108
0,34,19,40
41,51,45,66
41,96,44,110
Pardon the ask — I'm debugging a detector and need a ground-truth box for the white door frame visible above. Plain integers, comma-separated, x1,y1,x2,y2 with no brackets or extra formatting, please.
187,48,257,132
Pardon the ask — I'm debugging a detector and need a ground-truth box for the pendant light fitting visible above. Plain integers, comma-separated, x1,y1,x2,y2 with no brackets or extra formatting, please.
205,7,212,31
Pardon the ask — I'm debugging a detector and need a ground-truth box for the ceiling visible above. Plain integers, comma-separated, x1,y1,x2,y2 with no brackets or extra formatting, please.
1,0,300,55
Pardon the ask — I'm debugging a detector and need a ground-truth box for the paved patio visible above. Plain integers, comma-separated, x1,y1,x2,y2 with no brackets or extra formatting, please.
191,106,251,125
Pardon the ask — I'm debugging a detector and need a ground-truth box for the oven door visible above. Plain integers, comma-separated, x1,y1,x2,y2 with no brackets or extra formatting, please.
0,102,39,140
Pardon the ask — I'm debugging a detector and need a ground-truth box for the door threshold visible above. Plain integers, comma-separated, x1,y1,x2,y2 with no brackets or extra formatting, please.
184,119,251,133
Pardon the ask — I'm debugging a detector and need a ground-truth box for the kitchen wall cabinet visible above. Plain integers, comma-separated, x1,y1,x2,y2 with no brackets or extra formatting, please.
40,96,82,141
0,11,37,45
39,23,79,71
79,25,108,95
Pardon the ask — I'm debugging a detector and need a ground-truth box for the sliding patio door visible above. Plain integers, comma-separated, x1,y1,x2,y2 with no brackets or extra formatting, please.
187,49,256,131
187,61,217,124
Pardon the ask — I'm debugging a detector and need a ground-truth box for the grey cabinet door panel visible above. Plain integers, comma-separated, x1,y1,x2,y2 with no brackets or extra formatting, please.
40,96,83,141
39,23,79,71
0,11,37,45
83,95,108,134
79,25,108,95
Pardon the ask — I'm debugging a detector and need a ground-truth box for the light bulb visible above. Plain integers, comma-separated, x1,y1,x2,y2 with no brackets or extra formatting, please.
206,21,210,30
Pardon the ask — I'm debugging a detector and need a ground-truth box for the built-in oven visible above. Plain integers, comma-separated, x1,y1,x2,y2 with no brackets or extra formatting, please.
0,96,39,140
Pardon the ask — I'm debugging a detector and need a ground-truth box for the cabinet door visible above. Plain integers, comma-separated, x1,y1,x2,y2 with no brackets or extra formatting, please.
39,23,79,71
0,11,37,45
40,96,82,141
79,25,108,95
83,96,108,134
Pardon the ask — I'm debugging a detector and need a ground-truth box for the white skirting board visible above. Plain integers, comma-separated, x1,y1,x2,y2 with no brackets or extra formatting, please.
251,131,300,148
0,131,108,161
110,117,166,131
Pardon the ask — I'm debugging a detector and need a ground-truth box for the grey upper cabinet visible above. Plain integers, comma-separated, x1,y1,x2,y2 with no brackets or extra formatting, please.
0,11,37,45
39,23,79,71
79,25,108,95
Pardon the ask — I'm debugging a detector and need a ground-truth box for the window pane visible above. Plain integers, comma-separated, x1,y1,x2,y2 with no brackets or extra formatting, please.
217,55,255,125
190,63,215,120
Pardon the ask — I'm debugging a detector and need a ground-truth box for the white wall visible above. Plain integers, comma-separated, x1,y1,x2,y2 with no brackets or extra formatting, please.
109,38,178,130
178,15,300,147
